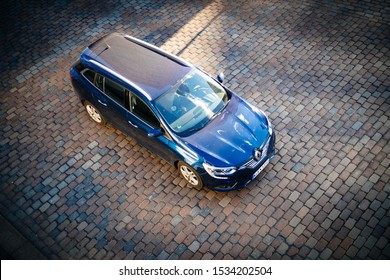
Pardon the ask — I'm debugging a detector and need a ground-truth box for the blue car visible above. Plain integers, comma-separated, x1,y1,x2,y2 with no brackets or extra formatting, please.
70,33,275,191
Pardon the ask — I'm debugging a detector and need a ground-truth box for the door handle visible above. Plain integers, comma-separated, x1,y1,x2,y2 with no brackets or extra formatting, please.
98,99,107,106
128,120,138,128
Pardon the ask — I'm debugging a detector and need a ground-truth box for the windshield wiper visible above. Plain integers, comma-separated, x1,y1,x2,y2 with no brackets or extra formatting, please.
186,124,205,134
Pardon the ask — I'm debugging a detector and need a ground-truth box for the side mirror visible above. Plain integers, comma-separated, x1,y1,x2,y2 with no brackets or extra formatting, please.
217,72,225,83
148,128,163,138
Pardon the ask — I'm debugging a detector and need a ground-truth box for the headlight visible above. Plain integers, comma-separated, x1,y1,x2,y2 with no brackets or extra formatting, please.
250,105,273,136
203,162,237,179
261,110,273,136
268,119,273,136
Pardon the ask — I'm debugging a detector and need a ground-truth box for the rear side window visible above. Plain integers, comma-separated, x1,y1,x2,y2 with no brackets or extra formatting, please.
93,74,126,107
82,69,95,83
105,78,126,106
95,74,104,92
83,69,129,108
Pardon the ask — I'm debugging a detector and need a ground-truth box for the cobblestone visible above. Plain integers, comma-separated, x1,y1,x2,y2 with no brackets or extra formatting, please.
0,0,389,260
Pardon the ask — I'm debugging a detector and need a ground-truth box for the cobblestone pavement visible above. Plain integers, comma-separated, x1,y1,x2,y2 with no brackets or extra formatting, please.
0,0,389,259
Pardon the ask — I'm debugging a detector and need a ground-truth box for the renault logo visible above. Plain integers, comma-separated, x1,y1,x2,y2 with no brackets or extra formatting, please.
254,148,262,161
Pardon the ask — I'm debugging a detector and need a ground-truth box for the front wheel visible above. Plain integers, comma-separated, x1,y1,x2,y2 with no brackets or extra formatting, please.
177,161,203,189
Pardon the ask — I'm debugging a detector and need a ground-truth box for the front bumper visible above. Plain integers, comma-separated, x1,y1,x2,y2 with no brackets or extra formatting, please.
200,132,276,191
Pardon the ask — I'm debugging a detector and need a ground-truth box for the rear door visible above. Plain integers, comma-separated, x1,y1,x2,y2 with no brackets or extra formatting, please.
89,72,132,134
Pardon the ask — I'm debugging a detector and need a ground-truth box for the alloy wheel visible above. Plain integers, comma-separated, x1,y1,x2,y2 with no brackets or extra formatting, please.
86,104,103,124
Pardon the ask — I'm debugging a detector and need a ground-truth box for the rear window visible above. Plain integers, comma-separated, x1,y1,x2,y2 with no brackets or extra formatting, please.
72,60,84,72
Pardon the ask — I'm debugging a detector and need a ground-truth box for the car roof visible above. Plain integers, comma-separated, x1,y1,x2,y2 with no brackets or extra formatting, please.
80,33,192,100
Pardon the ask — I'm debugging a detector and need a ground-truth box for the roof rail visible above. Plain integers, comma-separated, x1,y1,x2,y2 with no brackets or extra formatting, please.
124,35,191,67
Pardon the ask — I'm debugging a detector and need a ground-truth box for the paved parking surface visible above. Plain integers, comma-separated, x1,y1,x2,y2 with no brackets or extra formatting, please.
0,0,389,259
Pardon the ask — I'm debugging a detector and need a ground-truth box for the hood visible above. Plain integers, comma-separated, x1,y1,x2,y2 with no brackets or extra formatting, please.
183,94,269,166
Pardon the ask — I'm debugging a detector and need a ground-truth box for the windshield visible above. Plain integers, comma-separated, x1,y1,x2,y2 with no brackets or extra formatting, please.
154,69,229,134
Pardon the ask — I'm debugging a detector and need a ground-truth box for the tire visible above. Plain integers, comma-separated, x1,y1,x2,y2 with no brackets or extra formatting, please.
84,101,106,125
177,161,203,189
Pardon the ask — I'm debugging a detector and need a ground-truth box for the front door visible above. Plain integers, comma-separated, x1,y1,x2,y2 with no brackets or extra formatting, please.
127,93,177,163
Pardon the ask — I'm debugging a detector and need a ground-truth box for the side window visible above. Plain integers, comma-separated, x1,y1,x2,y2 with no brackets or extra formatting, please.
104,78,126,106
95,74,104,92
130,94,159,128
94,74,126,107
82,69,95,83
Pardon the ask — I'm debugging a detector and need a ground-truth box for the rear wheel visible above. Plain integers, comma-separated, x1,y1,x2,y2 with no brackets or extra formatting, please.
177,161,203,189
84,101,106,125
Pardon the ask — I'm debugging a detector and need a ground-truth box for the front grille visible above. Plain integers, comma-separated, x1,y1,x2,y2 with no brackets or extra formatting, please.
245,158,260,169
243,137,270,169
